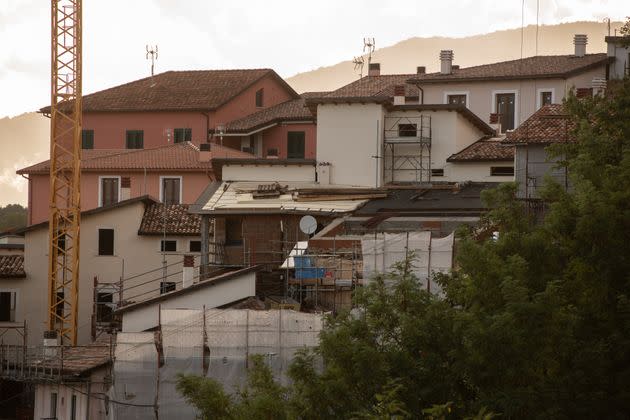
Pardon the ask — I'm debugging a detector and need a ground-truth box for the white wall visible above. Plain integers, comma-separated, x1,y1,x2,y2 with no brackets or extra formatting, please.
608,41,629,80
121,270,256,332
446,162,514,183
316,103,384,187
222,164,316,182
13,201,202,346
420,67,606,129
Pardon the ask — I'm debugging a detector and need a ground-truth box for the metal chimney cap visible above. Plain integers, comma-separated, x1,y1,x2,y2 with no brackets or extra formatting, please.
439,50,454,60
574,34,588,44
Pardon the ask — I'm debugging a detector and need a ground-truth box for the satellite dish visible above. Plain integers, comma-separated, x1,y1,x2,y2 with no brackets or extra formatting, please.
299,215,317,235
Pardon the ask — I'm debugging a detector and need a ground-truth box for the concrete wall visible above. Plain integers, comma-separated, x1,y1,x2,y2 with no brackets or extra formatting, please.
608,40,630,80
34,367,109,420
8,200,203,346
121,271,256,333
419,67,606,129
28,170,212,225
222,164,315,182
515,144,568,198
316,103,384,187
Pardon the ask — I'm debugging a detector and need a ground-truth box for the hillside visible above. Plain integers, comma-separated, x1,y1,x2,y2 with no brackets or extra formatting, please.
0,112,49,206
286,21,622,93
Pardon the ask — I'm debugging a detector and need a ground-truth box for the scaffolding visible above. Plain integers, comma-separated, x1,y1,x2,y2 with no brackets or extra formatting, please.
383,114,432,184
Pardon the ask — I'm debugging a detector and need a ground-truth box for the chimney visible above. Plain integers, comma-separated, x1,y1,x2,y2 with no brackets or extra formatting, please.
43,330,59,357
574,34,587,57
121,177,131,201
199,143,211,162
183,255,195,288
317,162,331,185
592,77,607,96
393,85,405,105
368,63,380,76
416,66,426,75
440,50,454,75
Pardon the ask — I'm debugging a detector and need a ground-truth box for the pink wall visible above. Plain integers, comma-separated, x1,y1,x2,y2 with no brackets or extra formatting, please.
212,74,295,128
82,74,296,150
261,123,317,159
28,171,213,225
84,112,209,149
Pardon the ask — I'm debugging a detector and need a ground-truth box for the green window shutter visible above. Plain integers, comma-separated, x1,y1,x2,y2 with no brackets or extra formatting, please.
287,131,305,159
82,130,94,149
185,128,192,141
126,130,144,149
174,128,184,143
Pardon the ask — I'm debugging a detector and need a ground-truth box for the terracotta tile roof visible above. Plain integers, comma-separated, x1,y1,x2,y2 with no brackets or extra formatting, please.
40,69,298,113
0,255,26,278
138,203,204,236
503,104,575,145
410,54,609,84
321,74,420,100
17,142,254,174
225,97,314,133
447,138,514,162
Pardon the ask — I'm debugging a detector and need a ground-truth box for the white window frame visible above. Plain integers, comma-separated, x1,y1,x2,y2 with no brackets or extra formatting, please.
98,176,122,207
443,90,470,108
491,89,519,131
159,238,178,253
159,176,183,204
536,88,555,109
0,288,19,324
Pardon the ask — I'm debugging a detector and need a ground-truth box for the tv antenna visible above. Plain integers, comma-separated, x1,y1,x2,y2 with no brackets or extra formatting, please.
352,56,365,78
363,37,375,67
146,44,158,76
351,37,376,79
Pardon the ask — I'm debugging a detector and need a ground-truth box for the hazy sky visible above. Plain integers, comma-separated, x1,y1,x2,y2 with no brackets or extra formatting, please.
0,0,628,118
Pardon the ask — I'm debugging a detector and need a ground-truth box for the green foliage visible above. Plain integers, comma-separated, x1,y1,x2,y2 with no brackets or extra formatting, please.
176,354,287,420
178,78,630,419
0,204,27,232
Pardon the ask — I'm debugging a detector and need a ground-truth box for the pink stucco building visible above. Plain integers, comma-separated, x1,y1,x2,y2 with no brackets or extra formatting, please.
20,69,321,225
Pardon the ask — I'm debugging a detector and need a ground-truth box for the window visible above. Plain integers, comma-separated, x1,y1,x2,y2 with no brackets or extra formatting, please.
161,177,181,205
174,128,192,143
160,282,176,294
225,218,243,246
50,392,58,419
98,229,114,256
431,168,444,177
126,130,144,149
540,91,553,107
100,177,119,207
255,88,264,107
495,93,516,132
70,394,77,420
96,291,113,323
189,240,201,252
160,240,177,252
490,166,515,176
447,94,467,106
82,129,94,149
398,124,417,137
0,291,16,322
287,131,305,159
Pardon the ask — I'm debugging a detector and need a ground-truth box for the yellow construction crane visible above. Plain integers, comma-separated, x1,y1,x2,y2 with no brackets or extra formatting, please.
47,0,82,345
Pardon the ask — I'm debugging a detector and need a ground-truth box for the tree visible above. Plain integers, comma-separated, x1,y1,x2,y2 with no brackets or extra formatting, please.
0,204,27,232
177,354,288,420
178,79,630,418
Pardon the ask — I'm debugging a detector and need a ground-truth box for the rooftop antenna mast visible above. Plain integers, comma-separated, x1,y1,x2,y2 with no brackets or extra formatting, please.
146,44,158,76
364,37,375,68
352,56,365,78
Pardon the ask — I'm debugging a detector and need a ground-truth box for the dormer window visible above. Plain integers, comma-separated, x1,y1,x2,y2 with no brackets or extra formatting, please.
255,88,264,107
